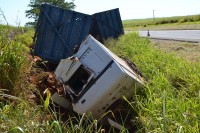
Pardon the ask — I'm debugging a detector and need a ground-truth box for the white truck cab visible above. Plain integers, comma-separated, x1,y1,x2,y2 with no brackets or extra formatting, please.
54,35,144,122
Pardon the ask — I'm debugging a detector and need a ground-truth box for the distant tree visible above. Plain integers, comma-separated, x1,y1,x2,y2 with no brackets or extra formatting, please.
25,0,76,27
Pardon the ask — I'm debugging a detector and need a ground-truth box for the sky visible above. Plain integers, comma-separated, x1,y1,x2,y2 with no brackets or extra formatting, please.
0,0,200,26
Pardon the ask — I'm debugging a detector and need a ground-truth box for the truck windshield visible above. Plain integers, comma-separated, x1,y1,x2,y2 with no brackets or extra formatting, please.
67,65,91,94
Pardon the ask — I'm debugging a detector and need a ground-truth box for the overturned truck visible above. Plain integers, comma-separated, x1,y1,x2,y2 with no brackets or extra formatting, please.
52,35,145,129
33,4,145,130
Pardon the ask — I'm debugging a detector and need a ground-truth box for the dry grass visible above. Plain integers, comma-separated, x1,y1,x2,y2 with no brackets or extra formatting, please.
151,39,200,62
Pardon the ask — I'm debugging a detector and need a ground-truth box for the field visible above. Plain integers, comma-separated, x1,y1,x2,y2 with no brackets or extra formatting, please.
123,14,200,30
0,23,200,132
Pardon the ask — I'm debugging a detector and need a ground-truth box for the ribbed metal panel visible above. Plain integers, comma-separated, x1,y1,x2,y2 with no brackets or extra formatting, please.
90,8,124,42
34,4,92,63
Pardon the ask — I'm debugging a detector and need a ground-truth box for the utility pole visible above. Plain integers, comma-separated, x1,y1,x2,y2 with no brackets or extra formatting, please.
153,10,155,21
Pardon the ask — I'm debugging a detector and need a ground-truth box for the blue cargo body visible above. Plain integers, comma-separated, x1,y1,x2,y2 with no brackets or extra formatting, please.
34,4,92,63
90,8,124,42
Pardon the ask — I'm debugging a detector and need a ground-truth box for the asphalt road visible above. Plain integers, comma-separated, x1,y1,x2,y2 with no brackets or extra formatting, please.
138,30,200,43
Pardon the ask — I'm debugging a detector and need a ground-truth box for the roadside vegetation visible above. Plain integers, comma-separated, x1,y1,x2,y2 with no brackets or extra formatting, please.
0,25,40,132
106,33,200,132
0,25,33,94
123,14,200,30
0,24,200,132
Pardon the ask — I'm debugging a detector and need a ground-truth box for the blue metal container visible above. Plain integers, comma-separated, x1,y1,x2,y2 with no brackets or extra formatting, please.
90,8,124,42
34,4,92,63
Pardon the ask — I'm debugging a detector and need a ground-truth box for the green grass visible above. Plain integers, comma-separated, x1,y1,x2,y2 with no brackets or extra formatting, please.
123,14,200,30
0,96,104,133
105,33,200,132
0,25,34,94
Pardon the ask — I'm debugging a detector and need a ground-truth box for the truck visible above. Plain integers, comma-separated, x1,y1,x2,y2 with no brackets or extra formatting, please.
52,35,145,130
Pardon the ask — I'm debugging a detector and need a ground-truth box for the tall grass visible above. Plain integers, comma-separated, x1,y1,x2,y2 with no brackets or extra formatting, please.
0,42,26,92
0,96,106,132
105,33,200,132
0,25,33,94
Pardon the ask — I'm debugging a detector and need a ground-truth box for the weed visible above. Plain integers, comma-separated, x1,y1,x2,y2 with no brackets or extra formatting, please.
0,25,33,94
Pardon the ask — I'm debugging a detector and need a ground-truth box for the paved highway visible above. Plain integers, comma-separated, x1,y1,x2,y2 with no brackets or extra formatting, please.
138,30,200,43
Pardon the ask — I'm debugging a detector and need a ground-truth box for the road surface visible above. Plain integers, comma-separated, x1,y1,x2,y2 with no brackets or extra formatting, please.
138,30,200,43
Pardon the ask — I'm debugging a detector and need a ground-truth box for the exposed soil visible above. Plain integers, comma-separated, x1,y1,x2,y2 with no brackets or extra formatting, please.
27,56,76,123
27,56,65,104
